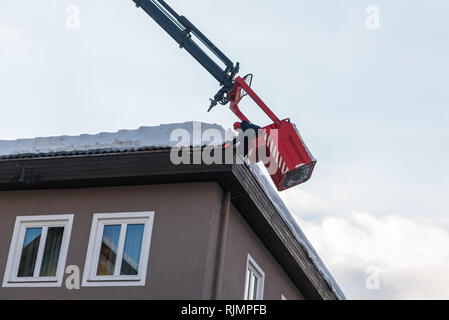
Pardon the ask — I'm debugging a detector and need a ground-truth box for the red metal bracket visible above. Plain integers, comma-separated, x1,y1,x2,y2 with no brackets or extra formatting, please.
229,76,281,124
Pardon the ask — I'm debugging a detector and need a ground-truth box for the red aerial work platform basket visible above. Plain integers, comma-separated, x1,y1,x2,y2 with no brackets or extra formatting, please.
229,75,316,191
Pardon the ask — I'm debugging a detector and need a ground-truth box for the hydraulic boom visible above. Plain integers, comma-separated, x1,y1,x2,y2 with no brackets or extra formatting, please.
133,0,239,109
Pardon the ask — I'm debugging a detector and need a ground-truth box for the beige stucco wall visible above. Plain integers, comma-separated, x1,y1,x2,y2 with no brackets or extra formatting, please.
219,204,304,300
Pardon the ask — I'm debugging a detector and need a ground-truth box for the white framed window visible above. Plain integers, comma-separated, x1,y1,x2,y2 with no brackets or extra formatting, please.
82,211,154,287
2,214,74,287
243,254,265,300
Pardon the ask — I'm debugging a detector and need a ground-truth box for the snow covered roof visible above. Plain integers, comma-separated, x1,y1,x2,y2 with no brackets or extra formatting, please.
0,121,344,299
0,122,234,159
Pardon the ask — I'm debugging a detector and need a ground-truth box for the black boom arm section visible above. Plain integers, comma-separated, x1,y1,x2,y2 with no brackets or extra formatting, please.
132,0,239,107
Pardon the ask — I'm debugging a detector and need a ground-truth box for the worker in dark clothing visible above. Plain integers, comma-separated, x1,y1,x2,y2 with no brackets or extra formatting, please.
224,120,261,158
234,120,261,133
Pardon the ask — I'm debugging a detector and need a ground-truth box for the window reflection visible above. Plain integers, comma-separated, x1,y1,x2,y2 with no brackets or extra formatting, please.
97,225,121,276
245,269,259,300
18,228,42,277
40,227,64,277
120,224,144,275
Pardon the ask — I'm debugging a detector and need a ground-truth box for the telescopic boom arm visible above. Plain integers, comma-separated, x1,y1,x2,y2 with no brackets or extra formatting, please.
132,0,239,109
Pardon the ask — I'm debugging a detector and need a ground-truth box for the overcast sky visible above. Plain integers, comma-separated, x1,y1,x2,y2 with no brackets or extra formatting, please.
1,0,448,299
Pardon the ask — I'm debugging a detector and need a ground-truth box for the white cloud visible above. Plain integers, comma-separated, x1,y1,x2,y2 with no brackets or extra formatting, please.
291,210,449,299
278,168,449,299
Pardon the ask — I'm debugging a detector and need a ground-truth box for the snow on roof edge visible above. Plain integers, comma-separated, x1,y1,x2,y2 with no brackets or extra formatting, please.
0,122,235,157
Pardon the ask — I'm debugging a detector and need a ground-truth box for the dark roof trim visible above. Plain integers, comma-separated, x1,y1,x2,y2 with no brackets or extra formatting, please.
0,146,170,160
0,149,338,300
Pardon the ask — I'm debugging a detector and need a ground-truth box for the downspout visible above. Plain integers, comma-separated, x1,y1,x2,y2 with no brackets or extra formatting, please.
212,191,231,300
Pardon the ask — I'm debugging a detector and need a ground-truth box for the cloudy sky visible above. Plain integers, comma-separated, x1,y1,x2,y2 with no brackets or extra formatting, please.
1,0,448,299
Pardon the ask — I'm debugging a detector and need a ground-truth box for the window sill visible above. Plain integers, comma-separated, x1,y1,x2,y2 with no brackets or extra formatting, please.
82,278,146,287
2,279,62,288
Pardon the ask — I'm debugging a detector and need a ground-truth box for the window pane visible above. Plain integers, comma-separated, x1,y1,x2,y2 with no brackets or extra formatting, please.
97,225,121,276
17,228,42,277
120,224,144,275
245,270,257,300
245,269,251,300
251,273,258,299
39,227,64,277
